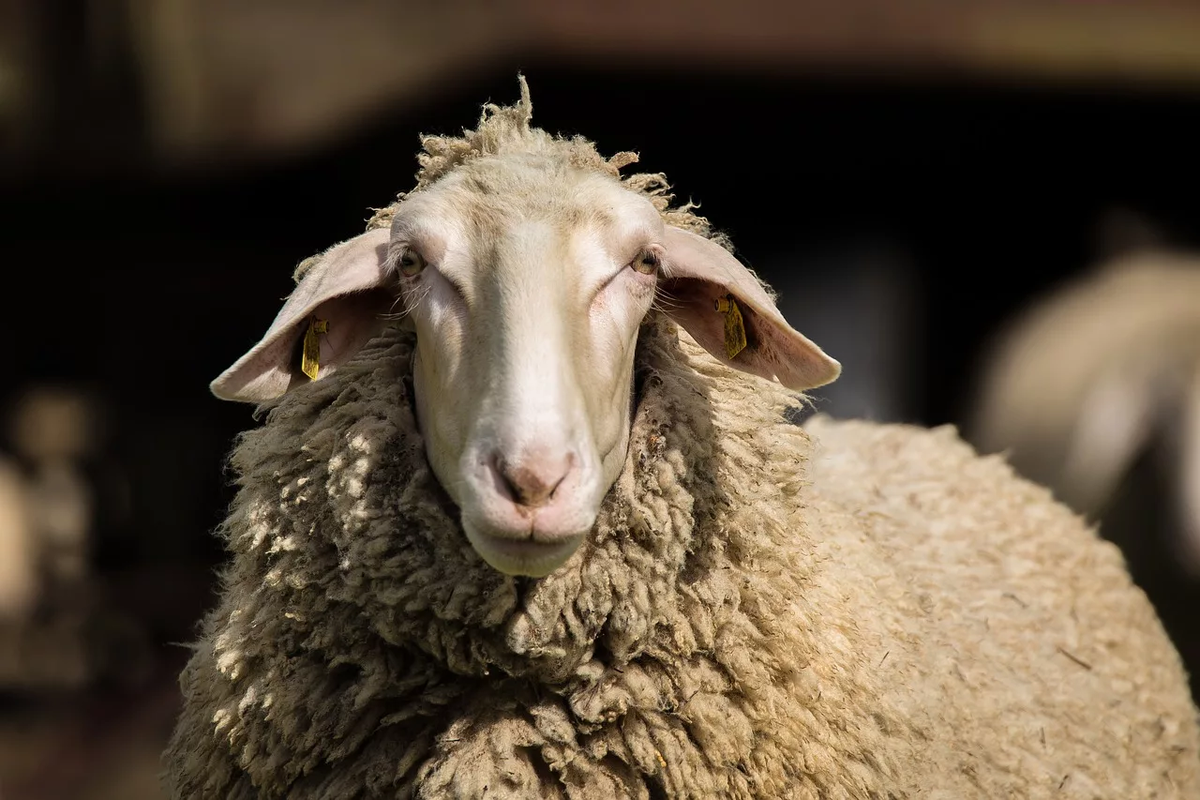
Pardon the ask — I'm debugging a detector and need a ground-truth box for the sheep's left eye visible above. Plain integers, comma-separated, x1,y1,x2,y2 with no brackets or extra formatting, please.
631,249,660,275
398,249,426,277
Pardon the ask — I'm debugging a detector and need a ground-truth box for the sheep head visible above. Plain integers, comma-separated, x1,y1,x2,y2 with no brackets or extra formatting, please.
209,80,841,577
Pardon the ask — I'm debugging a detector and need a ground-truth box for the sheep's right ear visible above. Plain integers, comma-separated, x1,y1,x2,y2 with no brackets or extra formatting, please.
211,228,393,403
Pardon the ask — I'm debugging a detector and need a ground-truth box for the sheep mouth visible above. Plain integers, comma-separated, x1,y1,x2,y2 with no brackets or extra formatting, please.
464,527,585,578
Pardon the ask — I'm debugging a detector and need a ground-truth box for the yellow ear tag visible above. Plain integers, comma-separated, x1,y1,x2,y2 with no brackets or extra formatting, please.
714,295,747,360
300,317,329,380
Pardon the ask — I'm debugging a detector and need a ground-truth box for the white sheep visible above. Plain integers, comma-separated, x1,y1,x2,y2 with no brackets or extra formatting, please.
970,248,1200,574
166,78,1200,799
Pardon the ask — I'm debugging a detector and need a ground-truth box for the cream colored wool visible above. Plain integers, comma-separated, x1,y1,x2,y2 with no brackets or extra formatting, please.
166,84,1200,798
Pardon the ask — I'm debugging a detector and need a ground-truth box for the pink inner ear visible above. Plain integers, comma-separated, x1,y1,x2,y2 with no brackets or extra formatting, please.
661,276,827,389
284,290,392,393
659,277,749,366
658,226,841,392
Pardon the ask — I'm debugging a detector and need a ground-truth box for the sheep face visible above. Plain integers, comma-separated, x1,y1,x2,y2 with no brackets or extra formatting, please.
209,154,841,579
383,158,664,576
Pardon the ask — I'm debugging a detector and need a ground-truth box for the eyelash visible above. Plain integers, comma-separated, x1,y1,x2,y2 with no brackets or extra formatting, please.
396,241,656,311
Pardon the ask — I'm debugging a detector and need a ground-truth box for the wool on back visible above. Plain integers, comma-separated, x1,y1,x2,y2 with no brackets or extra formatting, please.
804,415,1200,797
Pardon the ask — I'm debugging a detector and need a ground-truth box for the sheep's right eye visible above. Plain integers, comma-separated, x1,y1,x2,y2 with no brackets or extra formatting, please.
398,249,427,277
631,249,660,276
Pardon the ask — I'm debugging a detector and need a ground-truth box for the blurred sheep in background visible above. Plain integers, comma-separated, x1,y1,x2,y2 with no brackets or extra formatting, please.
970,213,1200,577
0,386,98,690
12,387,97,584
0,386,150,692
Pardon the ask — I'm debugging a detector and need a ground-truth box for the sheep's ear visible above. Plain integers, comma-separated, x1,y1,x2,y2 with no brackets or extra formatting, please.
658,226,841,391
1059,363,1158,510
211,228,393,403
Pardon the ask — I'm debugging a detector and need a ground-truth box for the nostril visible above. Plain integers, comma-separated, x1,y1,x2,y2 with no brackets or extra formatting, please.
491,451,572,508
491,454,520,502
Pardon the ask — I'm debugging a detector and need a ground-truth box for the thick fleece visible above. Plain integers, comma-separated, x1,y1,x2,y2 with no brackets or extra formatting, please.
167,82,1199,798
166,316,1199,798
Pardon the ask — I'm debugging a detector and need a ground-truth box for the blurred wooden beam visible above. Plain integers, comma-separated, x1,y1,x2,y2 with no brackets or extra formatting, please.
14,0,1200,167
534,0,1200,87
124,0,521,163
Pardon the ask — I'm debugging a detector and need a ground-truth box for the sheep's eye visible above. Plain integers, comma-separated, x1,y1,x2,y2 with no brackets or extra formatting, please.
397,249,426,277
631,249,660,275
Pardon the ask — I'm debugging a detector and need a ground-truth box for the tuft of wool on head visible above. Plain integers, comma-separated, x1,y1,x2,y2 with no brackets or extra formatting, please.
295,76,769,302
364,76,723,242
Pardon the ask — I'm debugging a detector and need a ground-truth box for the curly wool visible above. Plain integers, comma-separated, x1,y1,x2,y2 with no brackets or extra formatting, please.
167,316,902,798
166,315,1199,798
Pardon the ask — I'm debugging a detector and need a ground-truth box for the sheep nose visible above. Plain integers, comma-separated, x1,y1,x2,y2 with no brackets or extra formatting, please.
491,451,573,508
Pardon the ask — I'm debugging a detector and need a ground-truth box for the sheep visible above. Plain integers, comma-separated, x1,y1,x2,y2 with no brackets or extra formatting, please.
969,247,1200,576
165,78,1200,799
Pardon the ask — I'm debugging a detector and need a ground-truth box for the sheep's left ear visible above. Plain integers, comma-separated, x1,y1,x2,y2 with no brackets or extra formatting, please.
658,226,841,391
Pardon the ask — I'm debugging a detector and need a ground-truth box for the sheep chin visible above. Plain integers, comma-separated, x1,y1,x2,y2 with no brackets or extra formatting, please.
462,521,585,578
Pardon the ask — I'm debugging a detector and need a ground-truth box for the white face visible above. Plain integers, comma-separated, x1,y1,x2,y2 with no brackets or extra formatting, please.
390,158,667,577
